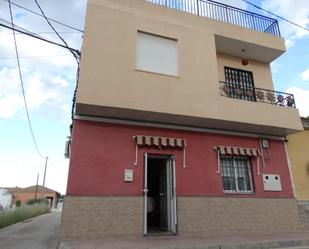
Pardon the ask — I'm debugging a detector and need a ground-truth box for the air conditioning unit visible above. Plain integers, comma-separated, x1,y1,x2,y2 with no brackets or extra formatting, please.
64,138,71,158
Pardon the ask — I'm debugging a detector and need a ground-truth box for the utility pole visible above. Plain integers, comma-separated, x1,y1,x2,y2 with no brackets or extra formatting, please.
34,173,39,201
43,156,48,187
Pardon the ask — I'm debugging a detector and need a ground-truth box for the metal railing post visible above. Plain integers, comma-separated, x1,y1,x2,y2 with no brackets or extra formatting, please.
197,0,200,16
251,13,256,31
225,6,229,22
145,0,280,37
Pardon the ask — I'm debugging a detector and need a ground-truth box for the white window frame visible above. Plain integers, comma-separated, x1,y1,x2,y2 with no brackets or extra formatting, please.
220,155,254,194
136,31,178,76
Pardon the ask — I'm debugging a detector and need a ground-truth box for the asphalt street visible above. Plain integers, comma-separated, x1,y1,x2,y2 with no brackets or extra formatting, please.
0,209,61,249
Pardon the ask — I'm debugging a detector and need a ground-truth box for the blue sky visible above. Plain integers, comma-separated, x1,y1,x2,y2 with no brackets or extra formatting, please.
0,0,308,194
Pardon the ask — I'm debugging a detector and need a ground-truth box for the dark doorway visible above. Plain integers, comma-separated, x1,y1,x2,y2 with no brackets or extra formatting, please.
147,157,169,232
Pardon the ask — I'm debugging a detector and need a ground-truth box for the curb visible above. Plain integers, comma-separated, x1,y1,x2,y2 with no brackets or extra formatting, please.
58,239,309,249
185,240,309,249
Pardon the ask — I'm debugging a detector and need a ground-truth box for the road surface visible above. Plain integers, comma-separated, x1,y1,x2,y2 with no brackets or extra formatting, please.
0,210,61,249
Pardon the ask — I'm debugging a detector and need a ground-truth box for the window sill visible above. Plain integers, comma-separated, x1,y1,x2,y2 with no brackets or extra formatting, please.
135,69,179,78
223,191,255,195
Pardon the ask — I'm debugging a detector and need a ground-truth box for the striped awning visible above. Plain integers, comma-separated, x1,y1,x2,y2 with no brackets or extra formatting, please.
134,135,186,148
215,146,260,157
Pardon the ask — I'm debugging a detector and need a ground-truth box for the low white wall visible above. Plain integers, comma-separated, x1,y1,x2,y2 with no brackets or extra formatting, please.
0,189,12,209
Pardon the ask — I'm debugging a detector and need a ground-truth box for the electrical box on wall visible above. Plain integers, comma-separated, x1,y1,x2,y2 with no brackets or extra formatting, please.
124,169,133,182
263,174,282,191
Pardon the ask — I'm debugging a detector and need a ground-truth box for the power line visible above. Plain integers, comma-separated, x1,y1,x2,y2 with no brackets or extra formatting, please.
32,0,81,124
241,0,309,33
0,54,71,59
0,17,46,40
0,22,81,55
0,31,80,35
1,2,81,146
7,0,45,159
33,0,80,65
3,0,84,33
0,18,81,50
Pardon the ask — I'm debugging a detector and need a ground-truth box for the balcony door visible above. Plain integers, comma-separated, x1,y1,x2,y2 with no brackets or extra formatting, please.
224,67,256,101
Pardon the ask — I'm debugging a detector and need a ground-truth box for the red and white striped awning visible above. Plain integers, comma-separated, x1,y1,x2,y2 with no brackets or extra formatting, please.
133,135,187,168
215,146,260,157
134,135,186,148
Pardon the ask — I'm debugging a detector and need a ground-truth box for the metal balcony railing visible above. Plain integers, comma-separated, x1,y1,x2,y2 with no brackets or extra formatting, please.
146,0,280,36
219,81,296,108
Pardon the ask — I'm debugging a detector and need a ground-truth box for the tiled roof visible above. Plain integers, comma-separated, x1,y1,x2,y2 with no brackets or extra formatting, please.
0,187,22,194
19,185,58,193
0,185,58,194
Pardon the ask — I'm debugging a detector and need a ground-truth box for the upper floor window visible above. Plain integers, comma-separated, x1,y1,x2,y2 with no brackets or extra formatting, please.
224,67,256,102
136,32,178,76
221,155,253,193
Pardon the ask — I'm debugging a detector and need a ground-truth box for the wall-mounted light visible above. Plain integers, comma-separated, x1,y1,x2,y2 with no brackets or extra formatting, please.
261,138,270,149
241,49,249,66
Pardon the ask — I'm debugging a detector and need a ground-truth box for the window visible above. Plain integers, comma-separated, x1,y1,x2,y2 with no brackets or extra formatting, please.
224,67,255,101
136,32,178,76
220,155,253,193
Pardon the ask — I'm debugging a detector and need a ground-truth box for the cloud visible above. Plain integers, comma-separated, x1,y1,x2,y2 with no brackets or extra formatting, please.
286,87,309,117
300,69,309,81
0,0,86,121
261,0,309,47
0,66,73,120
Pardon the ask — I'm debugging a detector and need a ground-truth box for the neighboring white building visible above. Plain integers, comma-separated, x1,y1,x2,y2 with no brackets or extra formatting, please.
0,188,13,209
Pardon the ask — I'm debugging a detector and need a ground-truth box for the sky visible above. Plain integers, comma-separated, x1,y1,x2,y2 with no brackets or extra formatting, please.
0,0,308,194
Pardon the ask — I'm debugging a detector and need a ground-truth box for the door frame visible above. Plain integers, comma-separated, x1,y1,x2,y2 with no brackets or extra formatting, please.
143,153,178,235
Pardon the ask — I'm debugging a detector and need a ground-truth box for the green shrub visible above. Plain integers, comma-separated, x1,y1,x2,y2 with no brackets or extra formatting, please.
15,200,21,207
0,203,51,229
26,198,49,205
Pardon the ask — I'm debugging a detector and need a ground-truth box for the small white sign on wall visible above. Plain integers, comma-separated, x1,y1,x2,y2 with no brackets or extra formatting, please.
124,169,133,182
263,174,282,191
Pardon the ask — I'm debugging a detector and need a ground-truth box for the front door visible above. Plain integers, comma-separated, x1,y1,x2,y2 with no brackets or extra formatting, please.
143,153,177,235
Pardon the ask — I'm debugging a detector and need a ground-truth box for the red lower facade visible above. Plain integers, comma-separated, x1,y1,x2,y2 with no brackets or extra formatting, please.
61,119,302,239
67,120,294,198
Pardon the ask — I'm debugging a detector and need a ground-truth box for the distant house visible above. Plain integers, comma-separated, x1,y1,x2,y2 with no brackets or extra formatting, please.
0,188,14,209
1,185,59,209
287,117,309,228
13,185,59,208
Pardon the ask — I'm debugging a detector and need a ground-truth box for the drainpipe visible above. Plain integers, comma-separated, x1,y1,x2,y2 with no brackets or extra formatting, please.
284,138,296,198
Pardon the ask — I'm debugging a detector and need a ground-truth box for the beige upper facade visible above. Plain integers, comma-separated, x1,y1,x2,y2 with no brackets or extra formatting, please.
287,118,309,201
76,0,303,136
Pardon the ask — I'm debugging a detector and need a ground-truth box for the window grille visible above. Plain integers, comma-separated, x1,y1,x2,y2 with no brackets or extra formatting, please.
220,155,253,193
224,67,256,102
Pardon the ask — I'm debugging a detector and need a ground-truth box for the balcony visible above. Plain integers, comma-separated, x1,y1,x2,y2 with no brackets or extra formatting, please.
219,81,296,108
146,0,280,36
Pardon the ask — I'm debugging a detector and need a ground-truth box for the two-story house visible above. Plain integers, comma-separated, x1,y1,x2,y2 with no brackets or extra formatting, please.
61,0,304,239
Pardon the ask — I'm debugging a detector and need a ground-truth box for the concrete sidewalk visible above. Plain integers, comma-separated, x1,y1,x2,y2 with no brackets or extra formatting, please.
58,231,309,249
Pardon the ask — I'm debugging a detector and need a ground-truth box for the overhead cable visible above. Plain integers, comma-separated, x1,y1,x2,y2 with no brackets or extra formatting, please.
33,0,80,64
4,0,84,33
0,22,81,55
241,0,309,33
0,54,71,60
0,17,46,39
32,0,81,124
7,0,45,159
